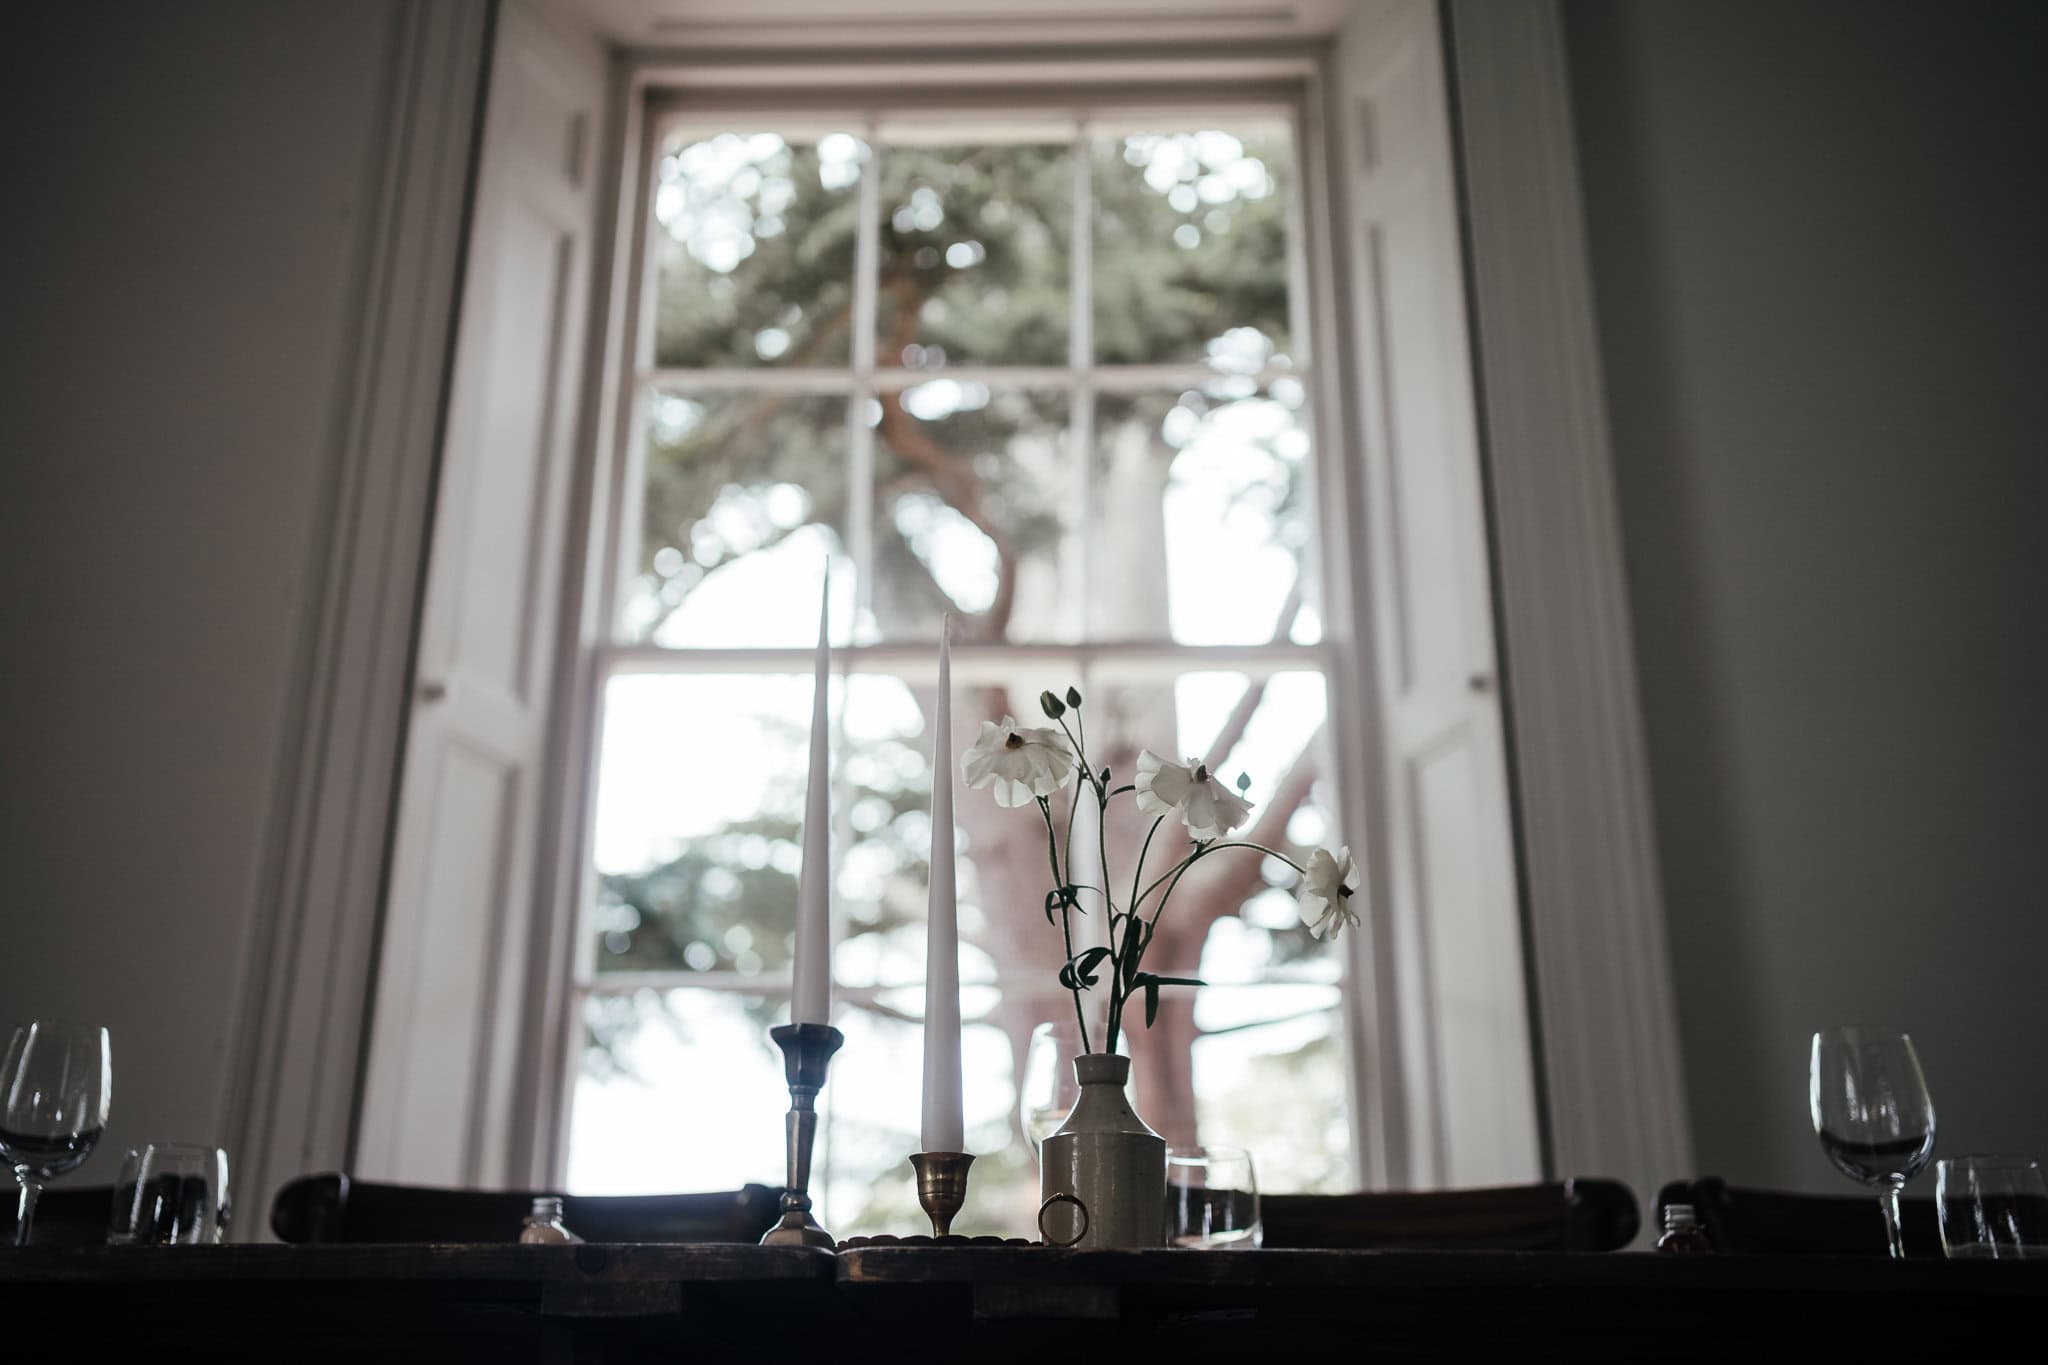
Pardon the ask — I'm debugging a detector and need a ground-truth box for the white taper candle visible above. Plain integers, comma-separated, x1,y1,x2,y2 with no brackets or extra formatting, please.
791,568,833,1027
920,617,965,1153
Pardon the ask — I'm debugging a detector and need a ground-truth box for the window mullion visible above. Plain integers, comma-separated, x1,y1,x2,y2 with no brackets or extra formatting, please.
849,122,882,632
1069,124,1095,643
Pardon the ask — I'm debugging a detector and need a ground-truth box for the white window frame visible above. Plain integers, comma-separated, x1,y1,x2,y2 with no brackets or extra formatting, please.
542,62,1387,1192
230,0,1688,1217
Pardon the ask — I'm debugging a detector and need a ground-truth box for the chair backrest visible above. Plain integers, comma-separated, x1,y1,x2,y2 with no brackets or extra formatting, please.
0,1184,117,1247
1656,1177,1941,1256
1260,1178,1638,1252
269,1173,783,1245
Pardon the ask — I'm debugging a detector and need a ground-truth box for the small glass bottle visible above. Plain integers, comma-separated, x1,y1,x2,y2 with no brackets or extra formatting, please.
519,1196,583,1245
1655,1203,1711,1254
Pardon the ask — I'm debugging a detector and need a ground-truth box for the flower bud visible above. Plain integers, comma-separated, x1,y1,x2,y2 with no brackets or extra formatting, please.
1065,686,1083,708
1039,690,1067,719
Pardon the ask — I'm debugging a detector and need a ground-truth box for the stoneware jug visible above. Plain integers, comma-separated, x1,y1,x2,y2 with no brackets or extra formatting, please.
1038,1053,1165,1248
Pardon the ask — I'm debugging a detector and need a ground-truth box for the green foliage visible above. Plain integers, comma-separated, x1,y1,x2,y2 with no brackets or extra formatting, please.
632,127,1298,639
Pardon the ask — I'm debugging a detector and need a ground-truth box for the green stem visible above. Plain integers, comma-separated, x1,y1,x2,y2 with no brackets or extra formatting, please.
1128,815,1169,922
1133,839,1308,914
1053,713,1105,806
1094,770,1120,1049
1038,797,1091,1054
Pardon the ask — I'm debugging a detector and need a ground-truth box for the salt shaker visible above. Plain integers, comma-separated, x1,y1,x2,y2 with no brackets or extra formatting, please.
519,1196,583,1245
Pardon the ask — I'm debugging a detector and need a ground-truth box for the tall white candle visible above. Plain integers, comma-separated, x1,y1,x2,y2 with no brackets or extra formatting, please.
920,618,965,1153
1068,788,1109,957
791,570,833,1027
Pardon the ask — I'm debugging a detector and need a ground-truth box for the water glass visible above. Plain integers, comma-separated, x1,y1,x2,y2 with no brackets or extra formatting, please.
1937,1156,2048,1260
107,1147,144,1244
1167,1145,1261,1248
118,1143,230,1246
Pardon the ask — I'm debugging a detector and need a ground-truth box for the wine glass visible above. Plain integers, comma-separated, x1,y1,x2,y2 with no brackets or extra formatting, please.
1019,1022,1082,1157
1019,1014,1118,1158
2,1021,113,1246
1810,1027,1935,1258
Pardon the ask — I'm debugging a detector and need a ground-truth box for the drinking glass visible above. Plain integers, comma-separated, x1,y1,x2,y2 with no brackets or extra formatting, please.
107,1147,144,1244
1937,1156,2048,1260
121,1143,230,1246
1020,1022,1082,1157
1167,1145,1261,1248
1809,1027,1935,1259
2,1021,113,1247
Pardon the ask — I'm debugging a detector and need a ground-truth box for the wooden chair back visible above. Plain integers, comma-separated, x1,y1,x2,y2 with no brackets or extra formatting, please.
1260,1178,1638,1251
269,1173,782,1245
1656,1177,1941,1256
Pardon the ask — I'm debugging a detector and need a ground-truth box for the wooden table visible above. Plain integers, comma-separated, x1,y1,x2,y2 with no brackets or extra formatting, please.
5,1243,2043,1360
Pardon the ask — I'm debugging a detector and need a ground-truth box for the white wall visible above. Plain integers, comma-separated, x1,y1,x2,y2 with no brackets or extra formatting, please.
1564,0,2048,1192
0,1,409,1174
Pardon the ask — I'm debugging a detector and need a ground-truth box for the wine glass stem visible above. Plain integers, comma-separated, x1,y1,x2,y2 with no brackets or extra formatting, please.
1879,1181,1906,1259
13,1172,40,1248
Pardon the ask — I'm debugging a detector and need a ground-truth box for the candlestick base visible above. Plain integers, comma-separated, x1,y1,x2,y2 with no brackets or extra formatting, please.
762,1022,844,1249
910,1151,976,1238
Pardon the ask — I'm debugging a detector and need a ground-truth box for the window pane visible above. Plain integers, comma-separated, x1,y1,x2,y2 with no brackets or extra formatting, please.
871,386,1076,640
630,389,849,645
1092,126,1295,367
574,665,1352,1213
875,141,1070,369
569,989,789,1193
1191,991,1352,1192
1093,380,1319,643
652,131,864,368
823,1009,1026,1236
592,674,823,975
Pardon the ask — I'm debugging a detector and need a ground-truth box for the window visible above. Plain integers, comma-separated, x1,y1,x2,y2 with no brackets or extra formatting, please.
564,99,1357,1234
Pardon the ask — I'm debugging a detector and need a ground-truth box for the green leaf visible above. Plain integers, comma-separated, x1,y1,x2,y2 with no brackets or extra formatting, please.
1133,971,1203,1026
1119,917,1151,990
1059,945,1112,990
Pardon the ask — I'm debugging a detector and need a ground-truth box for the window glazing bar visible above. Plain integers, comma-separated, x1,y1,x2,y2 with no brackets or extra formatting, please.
640,363,1311,394
598,639,1329,680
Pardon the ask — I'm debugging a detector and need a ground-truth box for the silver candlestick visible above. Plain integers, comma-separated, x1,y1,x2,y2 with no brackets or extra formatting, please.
760,1021,844,1248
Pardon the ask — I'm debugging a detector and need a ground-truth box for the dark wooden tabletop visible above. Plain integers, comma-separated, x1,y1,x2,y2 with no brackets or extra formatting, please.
4,1243,2043,1361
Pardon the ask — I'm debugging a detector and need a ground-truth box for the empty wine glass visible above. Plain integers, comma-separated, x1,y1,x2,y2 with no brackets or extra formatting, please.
1810,1027,1935,1259
1019,1012,1118,1159
2,1021,113,1246
1020,1022,1083,1157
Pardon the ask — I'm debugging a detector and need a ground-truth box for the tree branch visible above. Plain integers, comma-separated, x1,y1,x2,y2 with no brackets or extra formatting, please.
872,273,1022,642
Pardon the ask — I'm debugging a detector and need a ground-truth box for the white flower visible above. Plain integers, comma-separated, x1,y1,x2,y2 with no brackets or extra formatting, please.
1133,750,1253,841
962,716,1077,807
1297,846,1361,939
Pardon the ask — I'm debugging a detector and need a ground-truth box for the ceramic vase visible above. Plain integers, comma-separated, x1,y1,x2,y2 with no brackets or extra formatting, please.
1038,1053,1165,1249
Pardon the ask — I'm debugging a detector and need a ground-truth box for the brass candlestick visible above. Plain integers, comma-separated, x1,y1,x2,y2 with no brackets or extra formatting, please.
760,1022,844,1248
909,1151,976,1237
